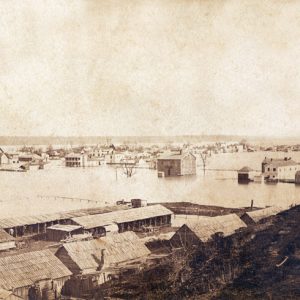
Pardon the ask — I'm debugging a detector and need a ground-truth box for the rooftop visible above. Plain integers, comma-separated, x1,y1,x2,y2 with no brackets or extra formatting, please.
0,249,72,290
179,214,247,242
245,206,285,223
56,231,150,272
72,204,173,229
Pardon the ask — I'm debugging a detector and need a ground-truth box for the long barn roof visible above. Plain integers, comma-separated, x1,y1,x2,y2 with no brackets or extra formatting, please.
72,205,173,229
0,249,72,290
0,206,125,229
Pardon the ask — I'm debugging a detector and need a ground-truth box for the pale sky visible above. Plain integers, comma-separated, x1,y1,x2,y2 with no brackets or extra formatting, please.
0,0,299,137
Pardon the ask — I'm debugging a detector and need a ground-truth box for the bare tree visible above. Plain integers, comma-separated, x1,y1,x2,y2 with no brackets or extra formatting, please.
199,152,208,175
122,163,136,177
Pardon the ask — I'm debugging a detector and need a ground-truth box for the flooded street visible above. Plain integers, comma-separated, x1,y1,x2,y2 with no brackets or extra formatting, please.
1,151,300,218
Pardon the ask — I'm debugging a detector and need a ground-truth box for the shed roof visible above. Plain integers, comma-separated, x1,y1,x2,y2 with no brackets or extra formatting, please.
0,249,72,290
56,231,150,272
0,206,121,229
47,224,82,232
72,205,173,229
238,166,254,173
180,214,247,242
244,206,284,223
0,229,15,242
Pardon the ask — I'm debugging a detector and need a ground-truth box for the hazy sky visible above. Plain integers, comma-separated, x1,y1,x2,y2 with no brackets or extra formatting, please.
0,0,299,137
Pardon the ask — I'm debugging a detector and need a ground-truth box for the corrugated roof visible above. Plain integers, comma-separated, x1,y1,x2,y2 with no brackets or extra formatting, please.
56,231,150,273
245,206,284,223
47,224,82,232
72,205,173,229
180,214,247,242
0,229,15,242
0,249,72,290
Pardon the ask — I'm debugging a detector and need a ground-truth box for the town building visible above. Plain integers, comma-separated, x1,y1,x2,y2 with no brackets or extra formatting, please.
65,153,87,167
240,206,284,226
71,204,173,236
0,229,16,251
0,250,72,300
55,232,150,297
261,157,297,181
65,152,101,167
277,163,300,183
157,151,196,177
170,214,247,248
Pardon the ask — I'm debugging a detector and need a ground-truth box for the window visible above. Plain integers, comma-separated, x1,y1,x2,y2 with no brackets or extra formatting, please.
267,167,270,171
273,168,276,171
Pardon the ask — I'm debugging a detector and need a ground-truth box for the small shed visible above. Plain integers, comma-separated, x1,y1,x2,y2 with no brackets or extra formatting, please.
237,166,254,183
131,199,147,208
240,206,284,226
46,224,83,242
0,229,16,251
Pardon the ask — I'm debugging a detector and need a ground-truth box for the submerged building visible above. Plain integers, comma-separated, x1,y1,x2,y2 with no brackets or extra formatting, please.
157,151,196,177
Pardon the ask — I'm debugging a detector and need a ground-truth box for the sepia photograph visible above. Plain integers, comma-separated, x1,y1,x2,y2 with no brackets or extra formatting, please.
0,0,299,299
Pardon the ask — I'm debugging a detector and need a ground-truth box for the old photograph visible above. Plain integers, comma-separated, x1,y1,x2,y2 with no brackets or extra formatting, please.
0,0,299,299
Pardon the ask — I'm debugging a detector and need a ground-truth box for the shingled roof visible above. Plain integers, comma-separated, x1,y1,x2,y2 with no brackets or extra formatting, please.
178,214,247,242
56,231,150,274
244,206,284,223
0,249,72,290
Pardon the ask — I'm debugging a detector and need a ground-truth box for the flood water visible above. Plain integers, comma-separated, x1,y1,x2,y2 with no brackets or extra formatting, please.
1,151,300,218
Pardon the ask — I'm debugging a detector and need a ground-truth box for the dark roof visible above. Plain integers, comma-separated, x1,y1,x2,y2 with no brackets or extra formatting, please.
238,166,254,173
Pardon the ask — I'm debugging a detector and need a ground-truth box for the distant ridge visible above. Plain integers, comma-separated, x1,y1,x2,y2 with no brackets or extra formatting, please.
0,135,299,146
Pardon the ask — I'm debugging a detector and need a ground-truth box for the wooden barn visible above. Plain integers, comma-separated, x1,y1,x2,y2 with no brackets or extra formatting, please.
157,151,196,177
240,206,285,226
56,231,151,297
170,214,247,248
46,224,83,242
71,204,173,236
0,229,16,252
0,250,72,300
